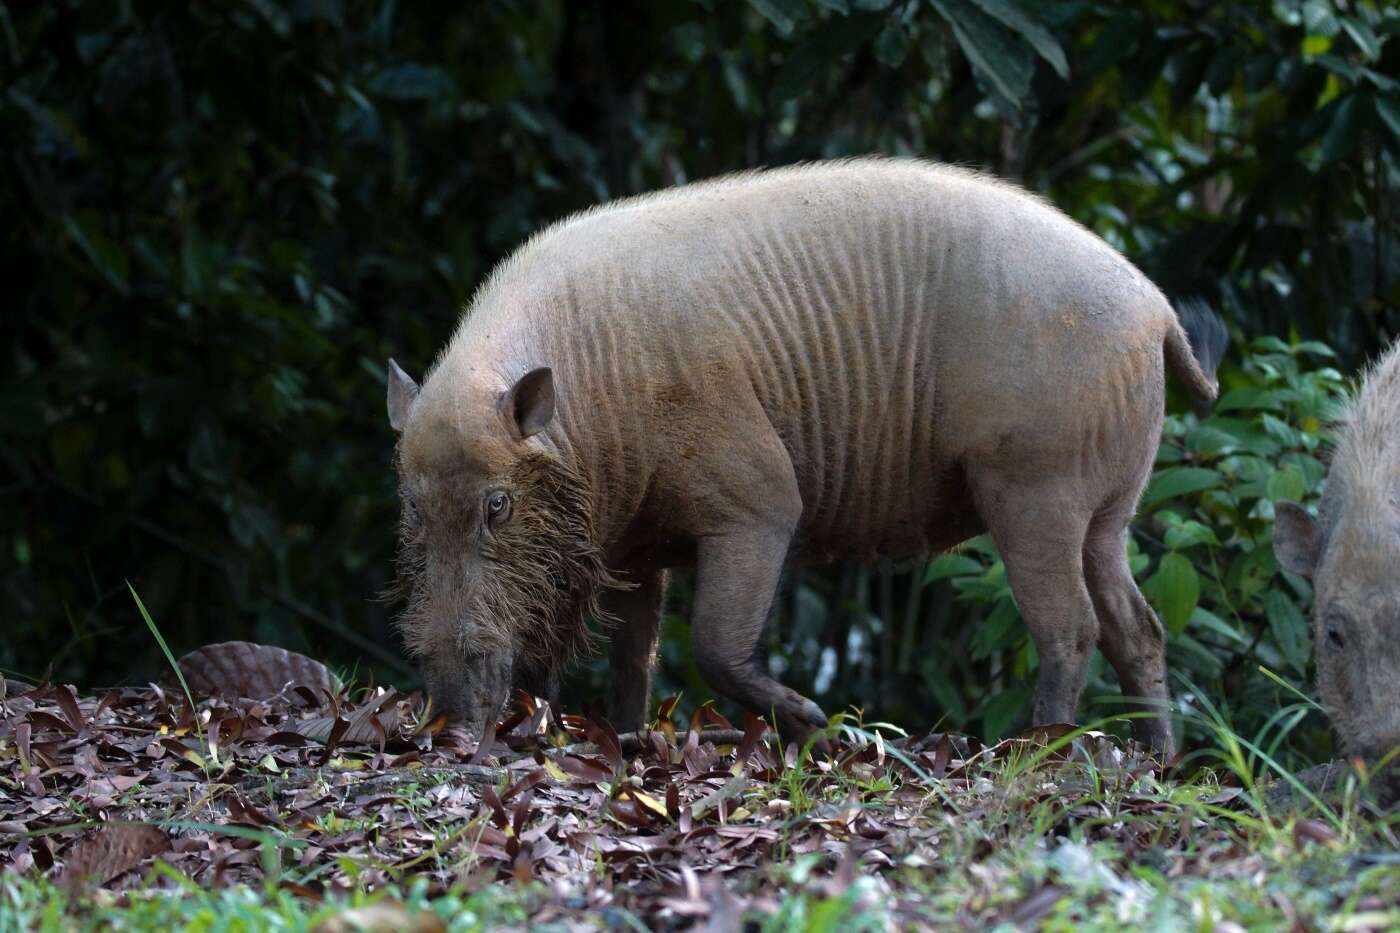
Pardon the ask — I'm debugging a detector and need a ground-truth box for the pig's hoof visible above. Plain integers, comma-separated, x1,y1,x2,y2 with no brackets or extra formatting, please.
778,697,831,754
799,698,829,731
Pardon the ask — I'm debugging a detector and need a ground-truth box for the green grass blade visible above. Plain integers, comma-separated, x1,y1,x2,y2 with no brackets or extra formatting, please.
128,580,202,743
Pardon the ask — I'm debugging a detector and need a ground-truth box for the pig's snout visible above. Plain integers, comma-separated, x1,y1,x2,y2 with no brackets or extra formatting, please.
423,648,513,739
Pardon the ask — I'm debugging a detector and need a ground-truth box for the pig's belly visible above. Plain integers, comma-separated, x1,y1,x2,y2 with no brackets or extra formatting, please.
791,458,984,564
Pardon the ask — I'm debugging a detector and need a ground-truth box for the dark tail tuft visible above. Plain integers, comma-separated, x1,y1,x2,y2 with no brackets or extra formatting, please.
1176,297,1228,383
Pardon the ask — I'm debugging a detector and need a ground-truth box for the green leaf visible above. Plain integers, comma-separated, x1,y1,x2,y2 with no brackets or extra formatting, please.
968,0,1069,79
1319,93,1367,165
1214,388,1290,413
1227,546,1277,604
1375,95,1400,141
922,665,968,722
63,214,130,294
1303,0,1340,38
129,583,201,736
1165,520,1219,550
1141,467,1221,509
980,684,1031,741
952,561,1010,603
749,0,806,36
1265,465,1306,503
368,63,454,101
1190,418,1281,458
924,553,985,584
1171,633,1225,678
246,0,292,37
1251,335,1292,354
970,599,1022,660
813,0,850,11
929,0,1033,109
1265,590,1311,675
1147,553,1199,636
1292,341,1337,358
772,12,886,100
1315,52,1361,83
1364,66,1399,94
1261,414,1300,447
959,534,1000,557
1341,15,1382,61
1190,607,1248,646
1281,452,1327,490
874,19,912,66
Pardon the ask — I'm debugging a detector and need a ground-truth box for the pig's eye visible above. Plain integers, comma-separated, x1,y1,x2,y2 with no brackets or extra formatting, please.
486,491,510,526
1324,612,1347,649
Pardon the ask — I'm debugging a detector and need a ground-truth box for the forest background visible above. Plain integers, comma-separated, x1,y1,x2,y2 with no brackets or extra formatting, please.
4,0,1399,763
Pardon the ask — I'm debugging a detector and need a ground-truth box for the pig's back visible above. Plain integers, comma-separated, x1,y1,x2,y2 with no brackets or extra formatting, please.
461,159,1172,556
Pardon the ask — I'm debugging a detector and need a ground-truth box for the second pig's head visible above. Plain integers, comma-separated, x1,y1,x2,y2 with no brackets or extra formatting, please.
1276,496,1400,804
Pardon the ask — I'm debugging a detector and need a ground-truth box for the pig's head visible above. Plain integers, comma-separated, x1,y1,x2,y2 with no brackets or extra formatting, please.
1275,496,1400,802
385,358,609,737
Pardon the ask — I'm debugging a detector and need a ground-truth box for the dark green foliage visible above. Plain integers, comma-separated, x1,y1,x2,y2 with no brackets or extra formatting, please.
2,1,1397,759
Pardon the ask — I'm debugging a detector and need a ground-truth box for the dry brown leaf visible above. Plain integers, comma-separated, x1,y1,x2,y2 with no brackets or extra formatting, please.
1294,819,1341,847
59,824,170,891
173,642,341,700
295,690,402,746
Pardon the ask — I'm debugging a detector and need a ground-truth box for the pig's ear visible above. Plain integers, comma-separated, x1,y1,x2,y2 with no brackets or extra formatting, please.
387,358,419,433
1273,501,1320,579
501,367,555,440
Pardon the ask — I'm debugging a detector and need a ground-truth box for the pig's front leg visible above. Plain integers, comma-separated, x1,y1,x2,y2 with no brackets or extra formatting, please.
604,569,667,733
689,526,829,744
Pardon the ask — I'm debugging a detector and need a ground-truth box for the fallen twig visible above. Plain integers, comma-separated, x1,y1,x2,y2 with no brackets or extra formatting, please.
515,727,756,761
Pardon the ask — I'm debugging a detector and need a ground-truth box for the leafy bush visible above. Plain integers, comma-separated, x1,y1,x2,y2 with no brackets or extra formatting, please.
1140,338,1349,755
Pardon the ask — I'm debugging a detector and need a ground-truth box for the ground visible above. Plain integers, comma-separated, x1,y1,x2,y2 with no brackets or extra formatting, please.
2,646,1399,931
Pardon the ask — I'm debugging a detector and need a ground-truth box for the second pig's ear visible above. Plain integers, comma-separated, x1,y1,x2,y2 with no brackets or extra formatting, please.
500,367,554,440
1273,502,1320,579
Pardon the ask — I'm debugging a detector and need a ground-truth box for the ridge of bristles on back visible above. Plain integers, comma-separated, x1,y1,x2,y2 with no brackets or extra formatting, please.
1332,341,1400,509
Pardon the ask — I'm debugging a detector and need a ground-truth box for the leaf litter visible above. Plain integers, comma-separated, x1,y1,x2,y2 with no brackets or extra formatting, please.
1,644,1397,929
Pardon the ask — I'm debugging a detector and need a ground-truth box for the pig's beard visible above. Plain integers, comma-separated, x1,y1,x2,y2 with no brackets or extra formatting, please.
474,453,619,671
393,453,620,682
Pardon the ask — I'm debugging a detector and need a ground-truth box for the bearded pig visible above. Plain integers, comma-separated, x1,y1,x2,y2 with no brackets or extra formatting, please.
386,158,1225,751
1275,340,1400,801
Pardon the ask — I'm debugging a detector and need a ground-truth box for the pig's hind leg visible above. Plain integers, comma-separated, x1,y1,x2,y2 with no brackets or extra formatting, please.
1083,514,1174,754
971,473,1097,731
